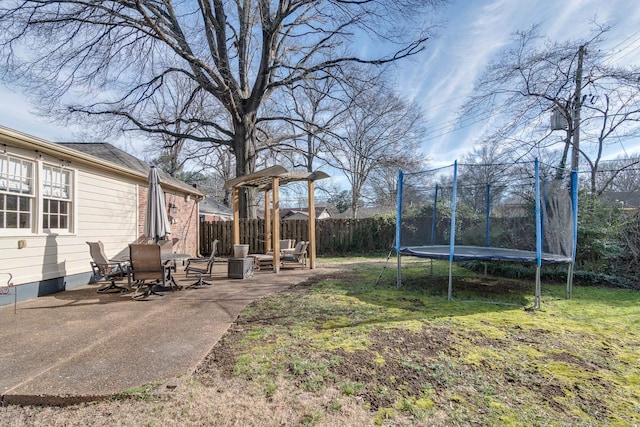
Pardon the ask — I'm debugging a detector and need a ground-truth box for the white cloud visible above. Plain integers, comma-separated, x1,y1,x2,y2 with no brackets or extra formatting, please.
399,0,640,165
2,0,640,170
0,87,83,143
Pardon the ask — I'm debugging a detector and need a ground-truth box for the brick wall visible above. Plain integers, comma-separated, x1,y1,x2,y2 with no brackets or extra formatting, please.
138,186,200,256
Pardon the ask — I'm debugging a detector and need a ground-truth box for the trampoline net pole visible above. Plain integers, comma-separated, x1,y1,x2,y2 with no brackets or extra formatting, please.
567,167,579,299
396,170,403,289
448,161,458,301
397,252,402,289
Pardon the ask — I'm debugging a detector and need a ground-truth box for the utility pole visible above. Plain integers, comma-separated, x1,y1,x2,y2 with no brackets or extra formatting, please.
571,45,585,171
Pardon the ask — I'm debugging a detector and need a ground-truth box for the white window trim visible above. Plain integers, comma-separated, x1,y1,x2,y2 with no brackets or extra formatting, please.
0,153,36,236
0,151,76,236
38,161,75,235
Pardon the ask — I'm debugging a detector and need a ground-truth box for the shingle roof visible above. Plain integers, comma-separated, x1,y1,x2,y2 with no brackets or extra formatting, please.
199,197,233,216
57,142,202,196
280,207,330,219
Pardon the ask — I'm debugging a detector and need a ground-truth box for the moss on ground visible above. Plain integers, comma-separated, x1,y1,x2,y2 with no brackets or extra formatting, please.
196,261,640,426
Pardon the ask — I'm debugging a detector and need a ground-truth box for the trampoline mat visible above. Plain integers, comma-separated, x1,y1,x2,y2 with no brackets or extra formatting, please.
399,245,572,263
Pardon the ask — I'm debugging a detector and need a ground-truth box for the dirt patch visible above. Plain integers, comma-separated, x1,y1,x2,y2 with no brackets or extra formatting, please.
330,327,456,409
197,323,458,411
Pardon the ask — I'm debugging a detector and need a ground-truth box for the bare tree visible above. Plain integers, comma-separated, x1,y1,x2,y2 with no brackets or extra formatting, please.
0,0,442,217
594,157,640,194
268,77,346,173
327,71,426,218
369,152,428,210
463,24,640,195
457,142,513,214
143,74,228,177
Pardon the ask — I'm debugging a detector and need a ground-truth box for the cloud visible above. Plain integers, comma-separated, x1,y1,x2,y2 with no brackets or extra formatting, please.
0,87,75,142
399,0,640,165
1,0,640,170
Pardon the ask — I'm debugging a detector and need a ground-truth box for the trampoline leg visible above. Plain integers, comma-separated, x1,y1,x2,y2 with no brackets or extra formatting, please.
397,253,402,289
448,261,453,301
566,263,574,299
534,266,541,309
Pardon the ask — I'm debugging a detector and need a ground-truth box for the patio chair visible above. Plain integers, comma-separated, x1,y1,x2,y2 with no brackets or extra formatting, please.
280,241,309,269
159,238,180,270
86,241,129,293
1,273,17,314
252,239,294,271
184,239,219,288
128,243,173,300
266,239,294,255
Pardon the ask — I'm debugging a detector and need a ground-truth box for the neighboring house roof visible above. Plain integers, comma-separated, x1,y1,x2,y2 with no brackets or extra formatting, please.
199,197,233,218
58,142,203,197
600,191,640,208
333,206,394,219
281,207,331,220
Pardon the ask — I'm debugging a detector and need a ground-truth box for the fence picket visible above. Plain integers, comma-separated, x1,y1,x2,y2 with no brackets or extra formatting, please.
199,218,395,256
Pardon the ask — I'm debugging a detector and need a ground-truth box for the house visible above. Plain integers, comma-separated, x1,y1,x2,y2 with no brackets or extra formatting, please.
332,206,394,219
600,191,640,211
281,206,331,221
0,126,203,306
199,196,233,221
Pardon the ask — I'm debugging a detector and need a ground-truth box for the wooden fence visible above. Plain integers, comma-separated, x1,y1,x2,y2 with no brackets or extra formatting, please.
200,217,397,256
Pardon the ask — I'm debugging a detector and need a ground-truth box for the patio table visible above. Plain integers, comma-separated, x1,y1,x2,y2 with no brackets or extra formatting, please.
110,252,192,292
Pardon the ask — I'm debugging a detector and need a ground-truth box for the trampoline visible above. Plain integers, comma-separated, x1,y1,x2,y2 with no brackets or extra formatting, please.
399,245,573,264
395,159,578,308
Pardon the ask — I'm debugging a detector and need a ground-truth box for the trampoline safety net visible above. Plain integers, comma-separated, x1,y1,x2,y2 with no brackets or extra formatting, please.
396,160,577,264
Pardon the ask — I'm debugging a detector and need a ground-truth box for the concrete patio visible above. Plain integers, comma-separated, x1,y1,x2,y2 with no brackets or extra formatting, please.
0,260,325,406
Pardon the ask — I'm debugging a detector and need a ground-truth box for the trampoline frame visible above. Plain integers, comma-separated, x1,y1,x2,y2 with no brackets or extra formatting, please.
395,159,579,308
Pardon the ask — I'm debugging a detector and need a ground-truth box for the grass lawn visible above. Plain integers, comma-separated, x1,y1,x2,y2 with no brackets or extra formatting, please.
3,258,639,426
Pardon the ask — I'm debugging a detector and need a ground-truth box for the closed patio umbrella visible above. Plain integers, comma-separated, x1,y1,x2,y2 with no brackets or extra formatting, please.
144,166,171,242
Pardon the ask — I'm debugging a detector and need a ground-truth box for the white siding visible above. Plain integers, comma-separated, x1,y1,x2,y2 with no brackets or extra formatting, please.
0,165,139,286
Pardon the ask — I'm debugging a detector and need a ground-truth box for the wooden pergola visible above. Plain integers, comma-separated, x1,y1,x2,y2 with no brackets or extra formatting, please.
223,166,329,272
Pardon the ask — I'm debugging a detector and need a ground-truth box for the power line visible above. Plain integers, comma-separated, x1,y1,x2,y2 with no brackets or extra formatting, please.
603,29,640,65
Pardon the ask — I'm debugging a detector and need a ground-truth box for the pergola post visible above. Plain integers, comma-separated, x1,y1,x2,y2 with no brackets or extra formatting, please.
308,179,317,269
264,189,271,253
272,177,280,273
232,187,240,245
224,166,329,273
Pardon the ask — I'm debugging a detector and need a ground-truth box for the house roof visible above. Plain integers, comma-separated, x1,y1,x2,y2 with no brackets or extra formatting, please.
600,191,640,208
0,126,203,197
199,197,233,216
281,207,330,219
58,142,203,197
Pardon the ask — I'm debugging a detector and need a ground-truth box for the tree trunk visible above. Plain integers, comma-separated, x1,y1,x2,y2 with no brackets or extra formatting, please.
233,112,258,219
555,128,572,180
351,188,360,219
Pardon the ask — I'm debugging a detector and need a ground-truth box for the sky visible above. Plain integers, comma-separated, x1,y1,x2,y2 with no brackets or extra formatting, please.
396,0,640,165
1,0,640,170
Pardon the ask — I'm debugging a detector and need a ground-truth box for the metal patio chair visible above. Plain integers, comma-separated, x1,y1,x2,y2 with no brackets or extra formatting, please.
184,239,219,288
86,241,129,293
128,243,173,300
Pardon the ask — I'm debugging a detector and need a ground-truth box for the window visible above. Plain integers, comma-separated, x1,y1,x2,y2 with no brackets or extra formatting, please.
0,155,34,229
42,165,71,230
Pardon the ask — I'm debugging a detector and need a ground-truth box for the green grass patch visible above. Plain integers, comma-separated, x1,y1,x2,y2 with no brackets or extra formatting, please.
203,259,640,426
